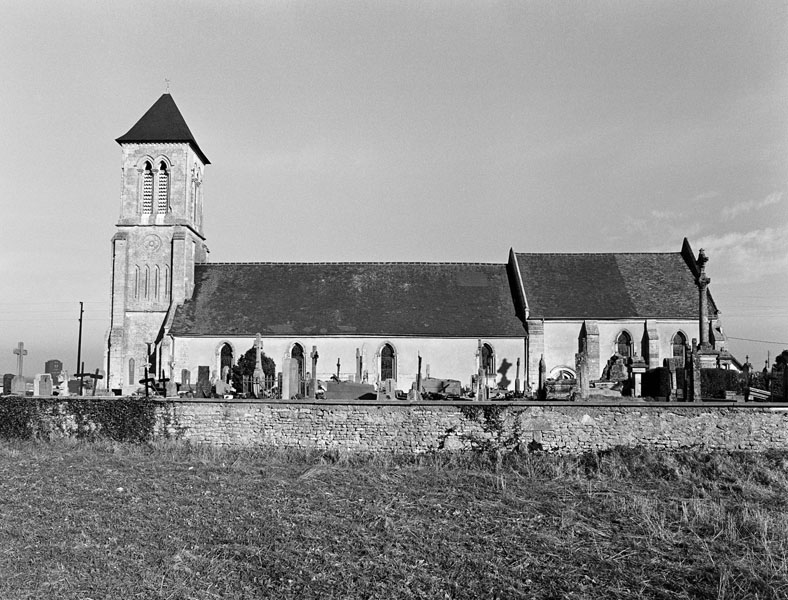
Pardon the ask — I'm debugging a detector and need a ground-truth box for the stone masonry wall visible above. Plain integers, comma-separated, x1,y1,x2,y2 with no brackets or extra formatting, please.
159,400,788,454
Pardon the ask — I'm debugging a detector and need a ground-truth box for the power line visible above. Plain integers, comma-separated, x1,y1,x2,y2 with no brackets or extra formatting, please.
727,336,788,346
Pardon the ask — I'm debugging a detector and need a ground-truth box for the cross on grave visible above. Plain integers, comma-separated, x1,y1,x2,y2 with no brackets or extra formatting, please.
86,369,104,396
336,357,341,380
13,342,27,378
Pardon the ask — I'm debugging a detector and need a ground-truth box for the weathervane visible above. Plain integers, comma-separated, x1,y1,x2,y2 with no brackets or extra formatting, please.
165,78,171,93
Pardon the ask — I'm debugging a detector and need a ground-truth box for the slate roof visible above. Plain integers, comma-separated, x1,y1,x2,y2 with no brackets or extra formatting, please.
116,94,210,164
169,262,524,337
513,252,717,320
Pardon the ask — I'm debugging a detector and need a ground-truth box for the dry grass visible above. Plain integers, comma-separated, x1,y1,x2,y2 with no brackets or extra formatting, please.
0,440,786,599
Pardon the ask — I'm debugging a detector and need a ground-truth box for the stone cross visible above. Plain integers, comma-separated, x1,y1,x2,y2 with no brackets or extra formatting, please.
335,357,341,380
253,333,264,398
696,248,711,350
13,342,27,378
310,346,319,399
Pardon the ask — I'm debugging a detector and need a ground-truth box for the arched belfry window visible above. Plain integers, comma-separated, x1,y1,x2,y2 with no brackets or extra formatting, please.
481,343,495,376
380,343,396,381
672,332,687,358
616,331,632,358
157,161,169,213
141,162,153,214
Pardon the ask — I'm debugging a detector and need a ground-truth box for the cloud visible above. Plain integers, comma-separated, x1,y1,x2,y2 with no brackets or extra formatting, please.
721,192,783,220
691,191,720,202
693,224,788,284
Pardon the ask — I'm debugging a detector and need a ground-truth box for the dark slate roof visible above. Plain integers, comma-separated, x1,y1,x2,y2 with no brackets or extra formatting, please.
513,252,718,320
116,94,210,164
169,263,524,337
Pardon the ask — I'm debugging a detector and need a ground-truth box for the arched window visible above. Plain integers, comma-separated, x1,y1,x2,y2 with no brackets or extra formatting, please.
128,358,135,385
141,162,153,214
153,265,160,300
290,343,305,379
157,161,169,213
162,266,170,300
133,265,140,299
220,343,234,382
481,343,495,376
616,331,632,357
143,265,150,299
672,332,687,358
380,343,396,381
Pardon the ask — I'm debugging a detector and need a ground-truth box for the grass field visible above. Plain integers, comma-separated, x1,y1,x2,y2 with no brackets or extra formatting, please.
1,440,786,599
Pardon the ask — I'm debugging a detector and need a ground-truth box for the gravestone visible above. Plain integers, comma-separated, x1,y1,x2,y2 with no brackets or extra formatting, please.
664,357,681,402
181,369,191,391
281,358,300,399
11,342,28,394
603,355,628,382
3,374,13,395
377,378,397,400
196,366,211,398
629,355,647,398
575,352,589,400
33,373,53,396
538,354,547,400
68,380,81,395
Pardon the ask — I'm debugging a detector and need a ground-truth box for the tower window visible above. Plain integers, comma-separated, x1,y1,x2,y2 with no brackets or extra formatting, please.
142,162,153,214
157,162,169,213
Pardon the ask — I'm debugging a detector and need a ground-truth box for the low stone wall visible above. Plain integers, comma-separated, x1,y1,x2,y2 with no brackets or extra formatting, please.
160,399,788,454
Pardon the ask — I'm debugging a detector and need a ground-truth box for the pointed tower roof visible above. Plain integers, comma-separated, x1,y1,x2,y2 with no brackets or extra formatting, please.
116,94,210,164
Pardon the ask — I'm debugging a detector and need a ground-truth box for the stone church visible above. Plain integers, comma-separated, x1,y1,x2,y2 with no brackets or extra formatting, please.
105,94,726,395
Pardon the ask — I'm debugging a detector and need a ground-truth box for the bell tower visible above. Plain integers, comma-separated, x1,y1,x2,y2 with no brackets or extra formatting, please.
106,94,210,393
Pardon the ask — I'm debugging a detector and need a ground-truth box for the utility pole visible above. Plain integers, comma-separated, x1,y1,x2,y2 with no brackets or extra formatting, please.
76,301,84,394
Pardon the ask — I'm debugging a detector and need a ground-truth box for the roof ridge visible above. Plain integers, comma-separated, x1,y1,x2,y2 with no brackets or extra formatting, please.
514,251,680,256
199,261,507,266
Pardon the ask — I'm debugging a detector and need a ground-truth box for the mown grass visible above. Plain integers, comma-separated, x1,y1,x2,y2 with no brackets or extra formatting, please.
1,441,786,599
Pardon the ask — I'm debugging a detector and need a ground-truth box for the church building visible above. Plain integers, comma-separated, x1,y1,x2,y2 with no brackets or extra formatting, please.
105,94,725,396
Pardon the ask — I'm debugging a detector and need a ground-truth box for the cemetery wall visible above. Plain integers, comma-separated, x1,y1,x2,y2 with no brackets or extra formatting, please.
5,397,788,454
162,401,788,453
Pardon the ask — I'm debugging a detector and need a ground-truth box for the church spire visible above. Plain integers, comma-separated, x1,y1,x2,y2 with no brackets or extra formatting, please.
116,94,210,164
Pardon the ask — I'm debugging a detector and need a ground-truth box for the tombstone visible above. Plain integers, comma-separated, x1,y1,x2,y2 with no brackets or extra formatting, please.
515,357,521,395
215,379,228,396
664,357,681,402
11,342,28,395
165,378,178,398
67,379,81,395
575,352,589,400
281,357,300,399
377,378,397,401
3,374,13,395
538,354,547,400
33,373,53,396
629,355,647,398
181,369,191,391
310,346,319,399
355,348,363,383
196,365,211,398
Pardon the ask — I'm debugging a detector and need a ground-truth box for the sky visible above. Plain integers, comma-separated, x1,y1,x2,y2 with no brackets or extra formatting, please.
1,0,786,377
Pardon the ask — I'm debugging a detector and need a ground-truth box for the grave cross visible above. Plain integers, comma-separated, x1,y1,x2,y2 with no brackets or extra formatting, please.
336,357,341,380
13,342,27,378
86,368,104,397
